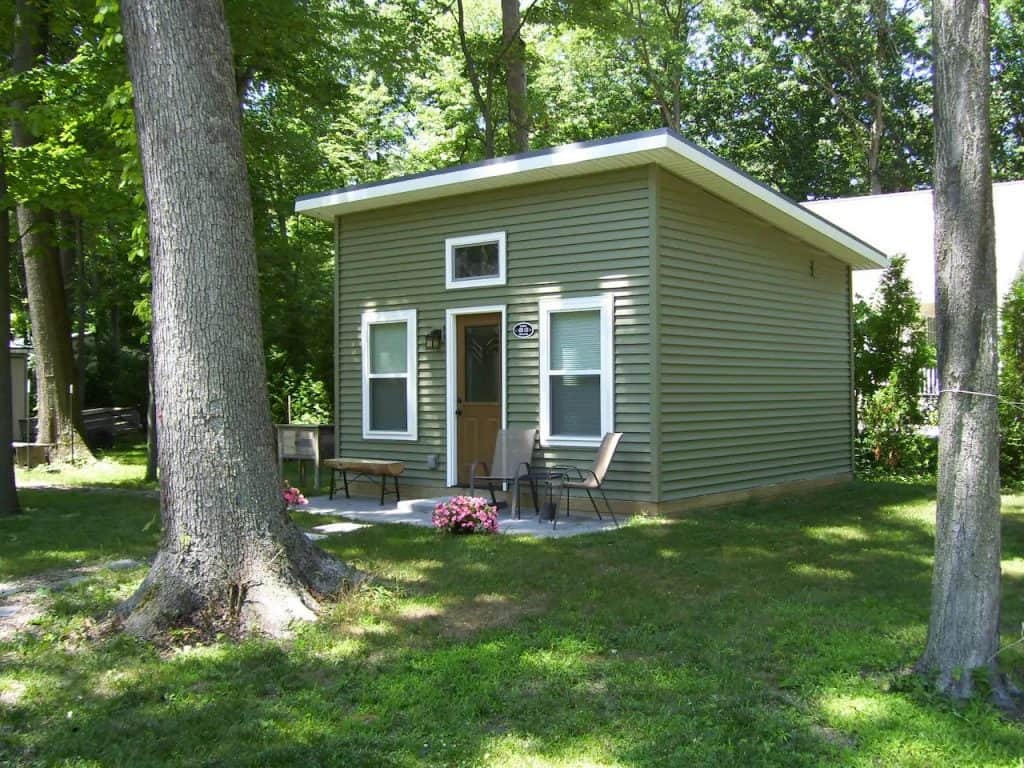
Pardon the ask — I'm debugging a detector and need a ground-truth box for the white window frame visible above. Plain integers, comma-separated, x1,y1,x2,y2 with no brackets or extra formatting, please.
538,295,614,448
361,309,417,441
445,231,507,289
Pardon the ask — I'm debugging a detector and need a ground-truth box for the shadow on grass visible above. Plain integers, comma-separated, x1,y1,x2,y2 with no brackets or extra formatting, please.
3,480,1024,766
0,489,160,579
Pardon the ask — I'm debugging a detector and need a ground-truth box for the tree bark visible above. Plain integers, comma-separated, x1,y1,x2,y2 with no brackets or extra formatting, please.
0,144,21,515
502,0,529,153
918,0,1010,704
12,0,93,462
144,351,157,483
119,0,360,638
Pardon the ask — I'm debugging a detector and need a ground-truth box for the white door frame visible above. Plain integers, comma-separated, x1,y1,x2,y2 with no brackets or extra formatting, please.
445,304,507,487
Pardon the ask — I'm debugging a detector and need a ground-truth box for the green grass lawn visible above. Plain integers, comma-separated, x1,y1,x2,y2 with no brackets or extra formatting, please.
1,473,1023,766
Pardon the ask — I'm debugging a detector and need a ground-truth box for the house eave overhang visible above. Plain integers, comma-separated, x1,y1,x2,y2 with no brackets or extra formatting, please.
295,129,888,270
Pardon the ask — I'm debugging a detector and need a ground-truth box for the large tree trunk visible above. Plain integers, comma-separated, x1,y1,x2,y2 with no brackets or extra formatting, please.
502,0,529,153
0,145,21,515
918,0,1009,704
144,351,157,483
119,0,360,638
12,0,93,463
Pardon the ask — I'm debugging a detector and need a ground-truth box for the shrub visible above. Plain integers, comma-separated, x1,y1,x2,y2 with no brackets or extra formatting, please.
854,254,935,422
1000,277,1024,481
432,496,499,534
857,380,937,477
282,484,308,510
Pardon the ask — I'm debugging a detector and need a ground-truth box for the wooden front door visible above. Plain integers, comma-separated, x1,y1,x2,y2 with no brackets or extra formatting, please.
456,313,502,485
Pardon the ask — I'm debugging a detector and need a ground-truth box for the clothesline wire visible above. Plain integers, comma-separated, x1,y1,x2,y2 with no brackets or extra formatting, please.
937,388,1024,410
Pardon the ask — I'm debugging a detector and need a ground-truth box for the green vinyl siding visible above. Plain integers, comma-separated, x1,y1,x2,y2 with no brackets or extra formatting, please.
656,168,854,501
335,167,654,501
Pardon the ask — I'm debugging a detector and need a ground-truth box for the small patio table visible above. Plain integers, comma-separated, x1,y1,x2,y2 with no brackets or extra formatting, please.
521,470,568,527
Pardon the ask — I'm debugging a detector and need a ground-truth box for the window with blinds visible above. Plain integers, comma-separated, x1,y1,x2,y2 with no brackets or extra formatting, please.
361,309,417,440
539,296,614,446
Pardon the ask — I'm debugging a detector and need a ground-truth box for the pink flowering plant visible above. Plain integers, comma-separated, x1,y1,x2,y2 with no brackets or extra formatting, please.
282,483,307,510
432,496,499,535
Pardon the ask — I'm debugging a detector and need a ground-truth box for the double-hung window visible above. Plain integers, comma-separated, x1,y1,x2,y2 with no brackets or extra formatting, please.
445,232,506,289
539,295,614,447
361,309,417,440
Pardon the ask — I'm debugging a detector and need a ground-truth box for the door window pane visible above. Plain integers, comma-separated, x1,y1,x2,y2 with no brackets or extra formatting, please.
453,242,500,280
369,378,407,432
550,374,601,436
370,323,407,374
550,310,600,371
464,325,499,402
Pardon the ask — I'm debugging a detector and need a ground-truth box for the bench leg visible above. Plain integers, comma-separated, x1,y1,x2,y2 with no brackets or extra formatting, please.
343,469,350,499
394,475,400,503
379,474,386,505
329,469,336,501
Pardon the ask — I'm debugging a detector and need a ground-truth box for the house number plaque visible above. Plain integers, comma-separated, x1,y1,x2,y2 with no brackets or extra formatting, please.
511,321,536,339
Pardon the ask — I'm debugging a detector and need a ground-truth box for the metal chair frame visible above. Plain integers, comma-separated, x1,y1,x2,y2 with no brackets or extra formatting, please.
468,428,539,517
551,432,623,528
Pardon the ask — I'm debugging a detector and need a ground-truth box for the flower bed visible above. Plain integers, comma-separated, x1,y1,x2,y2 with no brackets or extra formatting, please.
282,484,307,510
432,496,499,534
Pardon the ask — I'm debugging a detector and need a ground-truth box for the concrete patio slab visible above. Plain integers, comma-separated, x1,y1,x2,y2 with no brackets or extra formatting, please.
301,494,621,538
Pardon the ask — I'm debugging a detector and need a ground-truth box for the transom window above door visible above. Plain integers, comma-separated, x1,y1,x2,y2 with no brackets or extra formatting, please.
445,231,507,289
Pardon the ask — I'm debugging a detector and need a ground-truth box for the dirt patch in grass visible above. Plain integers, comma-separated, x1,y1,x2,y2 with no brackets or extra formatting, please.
437,592,549,639
0,559,144,640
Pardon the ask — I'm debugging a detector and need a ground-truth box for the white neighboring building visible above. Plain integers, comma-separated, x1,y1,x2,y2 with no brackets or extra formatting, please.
803,180,1024,316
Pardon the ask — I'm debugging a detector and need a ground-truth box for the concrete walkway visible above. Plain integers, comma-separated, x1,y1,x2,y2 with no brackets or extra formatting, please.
303,494,621,538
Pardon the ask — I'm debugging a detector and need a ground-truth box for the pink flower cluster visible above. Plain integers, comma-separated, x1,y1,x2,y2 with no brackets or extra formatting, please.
282,484,308,509
432,496,499,534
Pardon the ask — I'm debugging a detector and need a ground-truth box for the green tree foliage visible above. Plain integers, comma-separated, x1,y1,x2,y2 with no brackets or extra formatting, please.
732,0,932,195
992,0,1024,179
1,0,996,439
999,277,1024,481
854,254,935,421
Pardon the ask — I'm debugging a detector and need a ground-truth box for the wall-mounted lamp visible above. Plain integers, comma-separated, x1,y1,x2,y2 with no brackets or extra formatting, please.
425,327,445,351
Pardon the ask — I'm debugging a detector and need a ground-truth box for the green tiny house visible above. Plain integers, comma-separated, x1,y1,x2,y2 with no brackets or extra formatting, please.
296,130,887,514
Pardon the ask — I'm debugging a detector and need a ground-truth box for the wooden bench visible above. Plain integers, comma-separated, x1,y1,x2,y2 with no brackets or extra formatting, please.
324,458,405,505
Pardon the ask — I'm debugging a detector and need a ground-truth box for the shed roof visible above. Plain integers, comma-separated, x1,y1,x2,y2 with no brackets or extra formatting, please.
296,129,888,270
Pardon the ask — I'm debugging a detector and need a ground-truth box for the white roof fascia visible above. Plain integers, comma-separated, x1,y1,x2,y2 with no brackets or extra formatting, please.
296,131,889,270
295,132,668,218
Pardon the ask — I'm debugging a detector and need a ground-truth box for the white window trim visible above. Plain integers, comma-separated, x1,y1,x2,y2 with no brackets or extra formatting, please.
538,294,614,448
445,231,507,289
361,309,417,441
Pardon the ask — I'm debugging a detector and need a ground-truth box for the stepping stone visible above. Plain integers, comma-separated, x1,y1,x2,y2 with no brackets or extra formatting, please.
104,559,141,571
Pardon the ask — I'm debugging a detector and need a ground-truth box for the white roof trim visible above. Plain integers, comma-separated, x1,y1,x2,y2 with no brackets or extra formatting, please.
296,130,888,270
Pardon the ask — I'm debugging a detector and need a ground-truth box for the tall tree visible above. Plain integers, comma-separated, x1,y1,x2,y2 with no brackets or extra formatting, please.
11,0,93,462
119,0,359,637
502,0,530,151
918,0,1009,703
739,0,931,195
0,142,20,514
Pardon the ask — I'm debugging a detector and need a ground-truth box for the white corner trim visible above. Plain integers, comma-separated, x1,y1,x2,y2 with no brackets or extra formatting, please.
445,304,507,487
444,231,507,290
538,294,614,448
361,308,418,441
